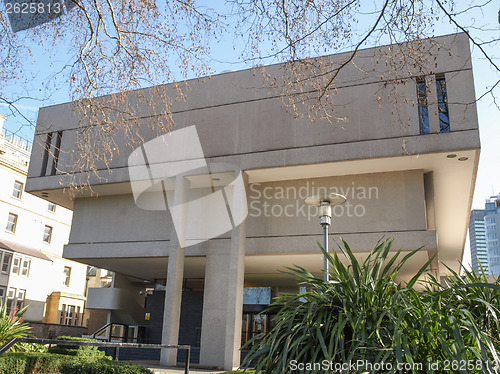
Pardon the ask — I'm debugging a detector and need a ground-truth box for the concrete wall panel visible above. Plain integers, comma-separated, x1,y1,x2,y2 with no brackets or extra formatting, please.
69,194,173,244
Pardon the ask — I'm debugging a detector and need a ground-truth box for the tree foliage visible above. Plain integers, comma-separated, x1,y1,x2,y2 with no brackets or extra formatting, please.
0,1,498,181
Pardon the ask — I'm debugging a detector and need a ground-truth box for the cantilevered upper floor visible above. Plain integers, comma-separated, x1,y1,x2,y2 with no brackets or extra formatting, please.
25,33,480,280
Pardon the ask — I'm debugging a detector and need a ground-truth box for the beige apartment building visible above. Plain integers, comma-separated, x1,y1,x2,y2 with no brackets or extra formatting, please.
26,33,480,369
0,115,88,329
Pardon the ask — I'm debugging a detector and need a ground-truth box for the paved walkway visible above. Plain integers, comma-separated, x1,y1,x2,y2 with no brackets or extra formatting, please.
148,368,226,374
134,361,227,374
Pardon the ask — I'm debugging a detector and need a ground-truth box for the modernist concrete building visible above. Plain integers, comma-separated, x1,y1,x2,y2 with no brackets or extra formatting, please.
26,33,480,369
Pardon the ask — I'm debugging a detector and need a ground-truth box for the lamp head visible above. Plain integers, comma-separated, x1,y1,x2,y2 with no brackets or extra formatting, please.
304,193,346,227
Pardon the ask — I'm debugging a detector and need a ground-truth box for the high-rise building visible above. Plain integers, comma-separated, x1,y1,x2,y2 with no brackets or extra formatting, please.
485,195,500,275
469,209,488,274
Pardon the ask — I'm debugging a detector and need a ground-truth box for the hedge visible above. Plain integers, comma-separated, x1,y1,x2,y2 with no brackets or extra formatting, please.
0,353,75,374
56,336,99,342
10,343,48,353
47,346,108,358
47,335,108,358
59,360,153,374
0,352,152,374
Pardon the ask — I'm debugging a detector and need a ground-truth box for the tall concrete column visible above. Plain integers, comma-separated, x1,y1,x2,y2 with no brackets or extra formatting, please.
200,172,248,370
160,176,189,366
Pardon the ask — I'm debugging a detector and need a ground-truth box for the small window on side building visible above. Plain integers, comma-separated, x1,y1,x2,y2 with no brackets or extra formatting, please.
86,266,97,276
65,305,75,325
16,290,25,309
75,306,81,326
11,256,21,275
63,266,71,286
12,181,23,199
21,259,30,277
59,304,66,324
1,253,12,274
6,213,18,233
43,225,53,243
48,202,56,212
6,288,16,315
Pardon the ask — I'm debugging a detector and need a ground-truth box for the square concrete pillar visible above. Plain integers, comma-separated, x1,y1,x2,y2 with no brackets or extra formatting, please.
160,176,189,366
199,172,247,370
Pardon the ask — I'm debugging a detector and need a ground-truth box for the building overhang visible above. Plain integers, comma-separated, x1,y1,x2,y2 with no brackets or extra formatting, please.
61,146,479,282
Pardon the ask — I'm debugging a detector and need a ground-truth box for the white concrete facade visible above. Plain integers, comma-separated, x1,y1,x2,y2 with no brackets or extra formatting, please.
26,34,480,369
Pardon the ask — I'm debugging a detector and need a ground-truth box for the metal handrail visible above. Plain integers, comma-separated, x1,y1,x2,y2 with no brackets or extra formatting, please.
0,337,190,374
92,322,115,340
92,322,140,343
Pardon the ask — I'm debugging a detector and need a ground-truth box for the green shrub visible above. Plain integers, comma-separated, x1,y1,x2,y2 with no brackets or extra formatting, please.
48,335,109,359
0,352,75,374
60,359,153,374
242,237,500,374
48,346,108,358
0,301,31,345
10,342,48,353
57,335,99,342
0,352,152,374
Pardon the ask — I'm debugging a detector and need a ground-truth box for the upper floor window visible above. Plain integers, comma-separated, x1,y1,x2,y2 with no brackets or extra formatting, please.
416,74,451,135
416,77,430,135
6,213,18,233
63,266,71,286
43,225,53,243
11,256,21,275
47,202,56,213
1,253,12,274
41,131,63,176
12,181,23,199
487,232,498,240
436,75,450,133
21,258,30,277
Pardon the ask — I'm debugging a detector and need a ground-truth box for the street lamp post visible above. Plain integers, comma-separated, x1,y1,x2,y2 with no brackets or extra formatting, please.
305,193,346,282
